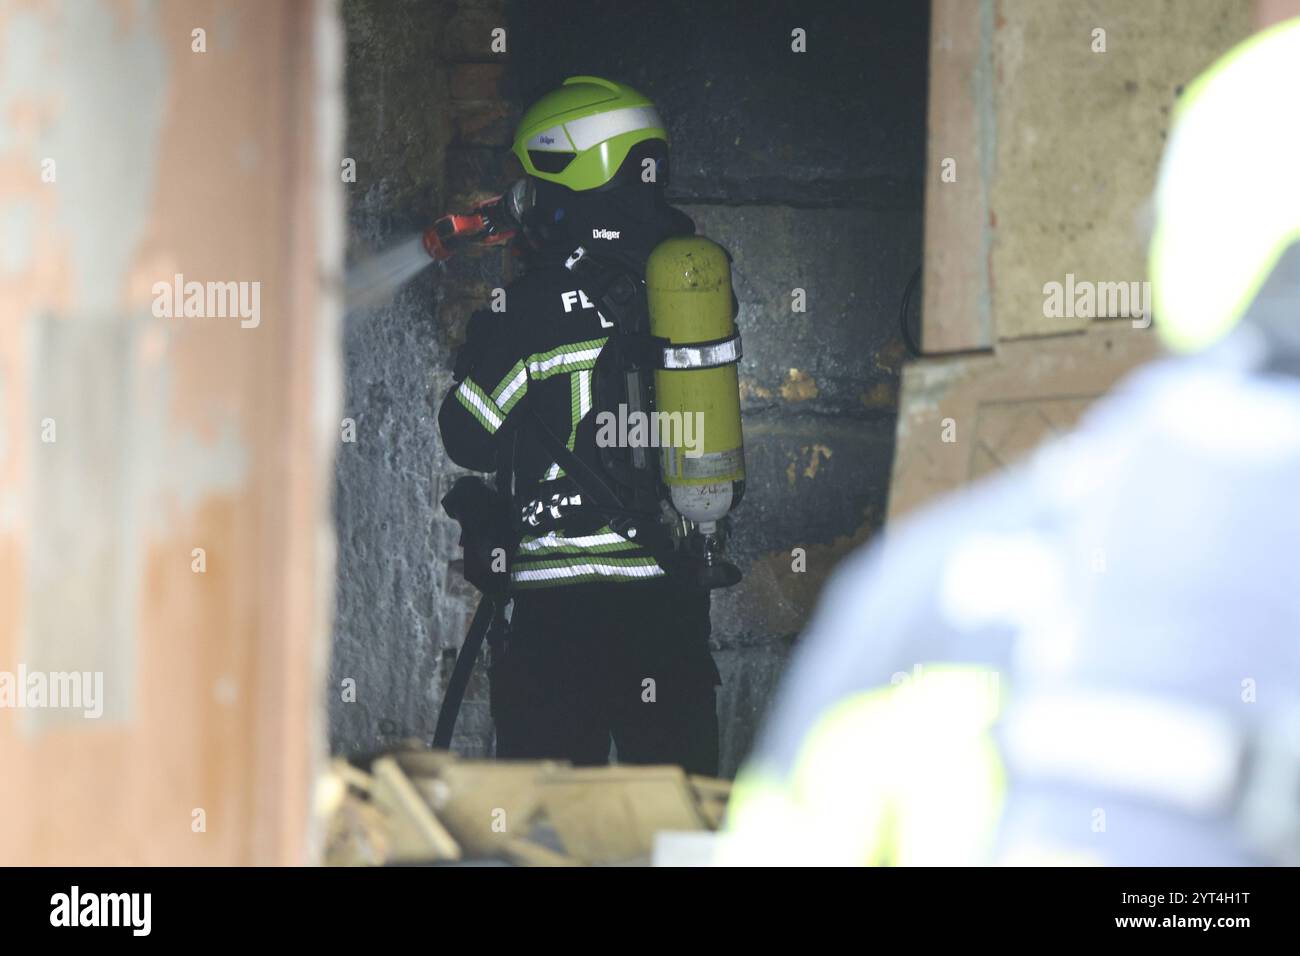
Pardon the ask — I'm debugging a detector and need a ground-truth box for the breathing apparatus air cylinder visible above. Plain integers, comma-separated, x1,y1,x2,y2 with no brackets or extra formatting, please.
646,236,745,588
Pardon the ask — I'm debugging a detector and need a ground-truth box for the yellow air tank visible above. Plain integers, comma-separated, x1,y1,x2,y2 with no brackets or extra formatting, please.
646,236,745,587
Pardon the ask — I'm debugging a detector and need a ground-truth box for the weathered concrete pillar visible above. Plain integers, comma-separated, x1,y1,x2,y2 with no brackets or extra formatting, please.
893,0,1252,518
0,0,343,865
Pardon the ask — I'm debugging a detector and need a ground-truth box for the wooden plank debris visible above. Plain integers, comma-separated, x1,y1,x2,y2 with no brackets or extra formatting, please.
322,748,731,867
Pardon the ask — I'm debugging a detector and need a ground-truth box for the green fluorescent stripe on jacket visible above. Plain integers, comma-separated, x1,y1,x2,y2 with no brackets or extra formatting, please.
527,338,607,380
515,541,644,560
517,526,641,557
491,361,529,413
511,570,666,589
455,379,502,433
513,555,661,572
510,558,666,588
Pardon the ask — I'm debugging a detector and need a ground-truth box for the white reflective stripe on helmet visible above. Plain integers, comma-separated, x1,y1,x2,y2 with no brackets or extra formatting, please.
564,105,663,152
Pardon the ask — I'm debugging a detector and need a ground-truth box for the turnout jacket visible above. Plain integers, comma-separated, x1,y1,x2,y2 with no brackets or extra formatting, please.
438,250,665,590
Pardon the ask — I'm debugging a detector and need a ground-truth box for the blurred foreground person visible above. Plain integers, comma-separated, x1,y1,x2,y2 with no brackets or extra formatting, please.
724,19,1300,866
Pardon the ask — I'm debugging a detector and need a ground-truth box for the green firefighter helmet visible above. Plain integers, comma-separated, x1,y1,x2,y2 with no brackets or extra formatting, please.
1150,17,1300,352
512,76,667,192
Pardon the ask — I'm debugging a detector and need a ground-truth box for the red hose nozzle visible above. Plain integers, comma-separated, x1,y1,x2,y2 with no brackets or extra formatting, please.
423,193,521,262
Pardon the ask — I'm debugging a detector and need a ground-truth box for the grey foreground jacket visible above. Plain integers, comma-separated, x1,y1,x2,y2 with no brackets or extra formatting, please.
732,337,1300,865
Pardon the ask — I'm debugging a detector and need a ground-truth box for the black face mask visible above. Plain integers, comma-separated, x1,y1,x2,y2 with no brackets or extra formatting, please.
521,141,693,270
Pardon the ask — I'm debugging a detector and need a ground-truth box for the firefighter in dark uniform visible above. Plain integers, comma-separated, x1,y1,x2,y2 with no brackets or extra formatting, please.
438,77,721,775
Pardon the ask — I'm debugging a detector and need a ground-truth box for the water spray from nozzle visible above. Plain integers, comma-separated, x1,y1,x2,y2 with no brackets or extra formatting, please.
344,179,535,313
344,233,434,312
